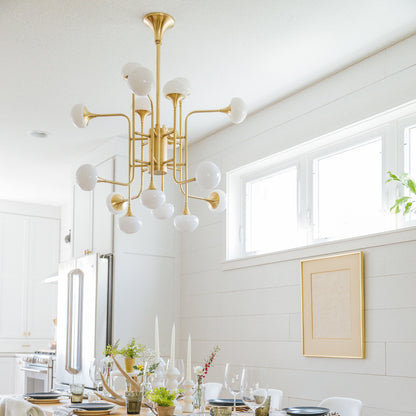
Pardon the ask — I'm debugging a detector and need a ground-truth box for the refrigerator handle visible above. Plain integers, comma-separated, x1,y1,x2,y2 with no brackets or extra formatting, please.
65,269,83,375
100,253,114,347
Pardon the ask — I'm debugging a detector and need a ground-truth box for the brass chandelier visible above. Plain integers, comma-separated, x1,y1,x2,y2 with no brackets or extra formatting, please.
71,12,247,233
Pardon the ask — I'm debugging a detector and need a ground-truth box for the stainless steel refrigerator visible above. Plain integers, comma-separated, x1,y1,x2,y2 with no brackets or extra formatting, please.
56,253,113,389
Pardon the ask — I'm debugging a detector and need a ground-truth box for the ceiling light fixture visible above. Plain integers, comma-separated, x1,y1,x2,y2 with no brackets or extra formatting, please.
71,12,247,233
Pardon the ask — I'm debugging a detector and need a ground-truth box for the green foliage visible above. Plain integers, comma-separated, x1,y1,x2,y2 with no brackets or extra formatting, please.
103,339,120,357
386,171,416,215
146,387,182,407
119,338,146,359
133,361,159,376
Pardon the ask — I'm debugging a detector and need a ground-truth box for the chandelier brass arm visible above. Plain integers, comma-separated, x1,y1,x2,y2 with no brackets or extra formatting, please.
72,11,247,233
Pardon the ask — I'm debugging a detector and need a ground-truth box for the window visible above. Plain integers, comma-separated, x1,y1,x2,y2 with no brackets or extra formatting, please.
245,166,298,255
227,102,416,260
313,138,384,240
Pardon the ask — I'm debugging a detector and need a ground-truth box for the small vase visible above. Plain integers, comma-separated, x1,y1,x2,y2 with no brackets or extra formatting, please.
125,357,136,373
157,405,175,416
194,382,205,411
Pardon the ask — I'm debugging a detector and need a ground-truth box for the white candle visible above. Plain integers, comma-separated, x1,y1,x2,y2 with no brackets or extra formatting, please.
155,316,160,358
186,334,191,380
170,323,175,369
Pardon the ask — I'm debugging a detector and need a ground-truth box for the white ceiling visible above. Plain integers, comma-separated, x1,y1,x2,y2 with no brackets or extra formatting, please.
1,0,416,206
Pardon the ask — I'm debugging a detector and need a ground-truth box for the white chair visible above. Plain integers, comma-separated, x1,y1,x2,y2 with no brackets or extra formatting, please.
268,389,284,411
319,397,363,416
204,382,223,401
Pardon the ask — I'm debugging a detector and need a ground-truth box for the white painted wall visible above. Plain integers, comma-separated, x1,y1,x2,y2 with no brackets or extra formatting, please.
179,35,416,416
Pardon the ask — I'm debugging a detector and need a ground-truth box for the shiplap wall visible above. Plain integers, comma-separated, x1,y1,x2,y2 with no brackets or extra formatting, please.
179,34,416,416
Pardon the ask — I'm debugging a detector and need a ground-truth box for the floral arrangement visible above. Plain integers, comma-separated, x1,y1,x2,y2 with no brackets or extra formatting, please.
120,338,146,359
194,345,220,385
103,339,120,356
146,387,183,407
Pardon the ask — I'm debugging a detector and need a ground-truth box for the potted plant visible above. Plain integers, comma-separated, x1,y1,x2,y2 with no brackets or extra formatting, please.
120,338,146,373
146,387,182,416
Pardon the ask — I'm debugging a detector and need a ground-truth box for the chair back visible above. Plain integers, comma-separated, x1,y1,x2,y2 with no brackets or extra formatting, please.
319,397,363,416
268,389,283,410
204,382,223,401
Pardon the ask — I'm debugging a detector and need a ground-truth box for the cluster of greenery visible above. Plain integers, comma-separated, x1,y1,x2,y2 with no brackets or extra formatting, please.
387,171,416,215
103,338,145,359
133,361,159,376
146,387,182,407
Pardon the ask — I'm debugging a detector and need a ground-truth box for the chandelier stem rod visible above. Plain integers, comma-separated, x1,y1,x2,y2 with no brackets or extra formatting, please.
132,117,146,200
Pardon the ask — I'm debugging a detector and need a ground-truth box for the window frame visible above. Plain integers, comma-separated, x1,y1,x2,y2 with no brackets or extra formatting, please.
226,105,416,261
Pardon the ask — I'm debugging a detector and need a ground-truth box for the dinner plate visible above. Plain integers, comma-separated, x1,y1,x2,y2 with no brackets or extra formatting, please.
69,403,115,411
283,406,330,415
72,410,112,416
208,399,245,407
26,398,63,404
25,392,62,400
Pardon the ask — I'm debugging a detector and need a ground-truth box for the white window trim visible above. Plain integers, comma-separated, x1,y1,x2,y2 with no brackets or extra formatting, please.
226,101,416,263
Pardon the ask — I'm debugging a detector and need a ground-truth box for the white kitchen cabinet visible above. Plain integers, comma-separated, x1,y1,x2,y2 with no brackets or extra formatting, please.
73,184,93,258
0,356,16,394
0,212,59,346
26,217,60,339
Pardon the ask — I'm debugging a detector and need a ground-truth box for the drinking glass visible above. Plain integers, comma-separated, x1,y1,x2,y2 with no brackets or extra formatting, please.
89,358,103,391
70,383,84,403
224,363,244,415
240,368,268,416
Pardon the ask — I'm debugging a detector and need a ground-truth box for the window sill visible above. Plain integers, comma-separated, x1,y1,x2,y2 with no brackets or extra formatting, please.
223,226,416,271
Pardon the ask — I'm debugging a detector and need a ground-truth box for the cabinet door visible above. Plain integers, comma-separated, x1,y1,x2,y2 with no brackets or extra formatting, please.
93,158,114,254
73,184,93,257
0,213,28,339
0,357,16,394
26,217,60,339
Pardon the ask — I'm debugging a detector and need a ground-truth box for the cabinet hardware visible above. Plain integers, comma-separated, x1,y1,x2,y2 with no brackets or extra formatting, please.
22,345,30,348
28,332,31,336
23,332,26,336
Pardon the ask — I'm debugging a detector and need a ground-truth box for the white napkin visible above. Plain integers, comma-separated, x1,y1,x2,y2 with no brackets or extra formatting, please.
53,407,73,416
0,397,45,416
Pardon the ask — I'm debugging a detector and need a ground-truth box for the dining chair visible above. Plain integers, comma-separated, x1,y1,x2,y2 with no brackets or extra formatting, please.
268,389,284,410
204,382,223,400
319,397,363,416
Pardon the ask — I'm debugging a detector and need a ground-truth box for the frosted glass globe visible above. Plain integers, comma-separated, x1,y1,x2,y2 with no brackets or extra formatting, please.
118,214,142,234
173,214,199,232
152,203,175,220
163,77,191,97
76,164,97,191
127,66,154,96
71,104,87,128
195,161,221,190
106,192,127,215
229,97,248,124
121,62,141,79
208,189,227,213
141,189,166,209
134,96,151,112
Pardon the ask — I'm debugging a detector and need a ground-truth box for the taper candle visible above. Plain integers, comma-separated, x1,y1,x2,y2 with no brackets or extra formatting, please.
170,323,175,369
155,316,160,358
186,334,191,380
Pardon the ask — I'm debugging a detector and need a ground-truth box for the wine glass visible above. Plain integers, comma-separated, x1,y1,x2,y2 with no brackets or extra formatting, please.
240,368,268,416
89,358,103,391
224,363,244,415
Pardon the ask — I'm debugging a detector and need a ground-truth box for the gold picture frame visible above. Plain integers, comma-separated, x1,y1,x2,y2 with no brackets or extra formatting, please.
301,252,365,358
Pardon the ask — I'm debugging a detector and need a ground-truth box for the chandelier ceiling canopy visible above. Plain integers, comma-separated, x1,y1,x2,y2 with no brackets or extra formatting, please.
71,12,247,233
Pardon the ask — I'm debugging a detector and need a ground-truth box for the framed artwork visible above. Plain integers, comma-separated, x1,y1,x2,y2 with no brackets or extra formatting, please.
301,252,365,358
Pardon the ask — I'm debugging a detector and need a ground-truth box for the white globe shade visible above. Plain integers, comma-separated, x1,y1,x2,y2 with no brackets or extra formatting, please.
141,189,166,209
229,97,248,124
76,164,97,191
208,189,227,213
106,192,127,215
71,104,87,128
127,66,154,96
152,202,175,220
173,214,199,232
163,77,191,97
195,161,221,190
121,62,141,79
118,214,142,234
134,96,151,112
